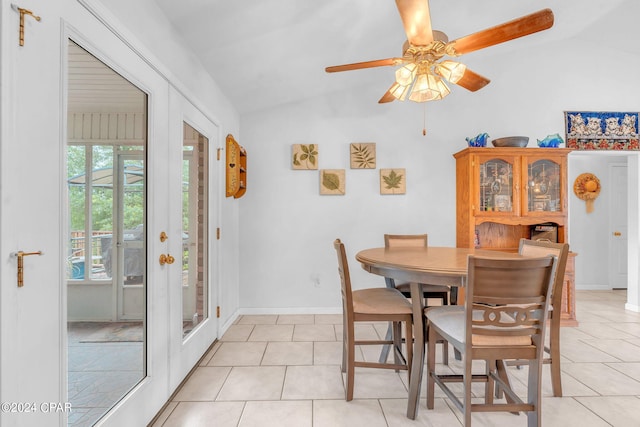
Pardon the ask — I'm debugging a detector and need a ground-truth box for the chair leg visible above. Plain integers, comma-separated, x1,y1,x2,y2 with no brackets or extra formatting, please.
426,326,437,410
441,339,449,365
463,350,472,427
345,332,355,401
379,322,393,363
527,359,543,427
404,318,413,381
549,316,563,397
392,321,402,369
341,317,347,373
485,360,495,404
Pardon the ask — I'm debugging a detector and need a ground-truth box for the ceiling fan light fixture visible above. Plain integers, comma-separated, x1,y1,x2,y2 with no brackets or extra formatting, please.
435,60,466,83
409,73,449,102
395,63,417,86
389,82,410,101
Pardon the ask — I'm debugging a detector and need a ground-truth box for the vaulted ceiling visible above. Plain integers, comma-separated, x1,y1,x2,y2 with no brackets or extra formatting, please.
147,0,633,115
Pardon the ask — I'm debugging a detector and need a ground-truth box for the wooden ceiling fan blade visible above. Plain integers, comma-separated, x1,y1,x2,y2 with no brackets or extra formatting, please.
325,58,402,73
396,0,434,46
453,68,491,92
451,8,554,55
378,84,397,104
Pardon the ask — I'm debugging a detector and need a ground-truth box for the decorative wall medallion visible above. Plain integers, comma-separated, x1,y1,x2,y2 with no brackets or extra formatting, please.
320,169,345,195
292,144,318,169
573,172,601,213
380,168,406,195
565,111,639,150
350,143,376,169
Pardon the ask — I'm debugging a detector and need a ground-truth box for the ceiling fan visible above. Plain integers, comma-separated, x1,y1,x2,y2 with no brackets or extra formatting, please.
325,1,554,104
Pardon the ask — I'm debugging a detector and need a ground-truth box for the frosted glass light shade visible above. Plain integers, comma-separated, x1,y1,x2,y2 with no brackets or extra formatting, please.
435,60,466,83
409,73,450,102
395,63,417,86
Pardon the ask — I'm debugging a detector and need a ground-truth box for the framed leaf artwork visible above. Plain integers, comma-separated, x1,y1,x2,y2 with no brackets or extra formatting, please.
350,143,376,169
380,168,406,195
292,144,318,169
320,169,345,195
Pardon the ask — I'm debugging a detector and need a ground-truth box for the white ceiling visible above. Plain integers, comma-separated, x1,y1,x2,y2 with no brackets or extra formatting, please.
75,0,632,115
147,0,632,115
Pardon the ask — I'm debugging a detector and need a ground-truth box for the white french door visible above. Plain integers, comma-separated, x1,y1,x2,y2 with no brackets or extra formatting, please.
167,88,220,390
1,3,220,425
65,28,171,427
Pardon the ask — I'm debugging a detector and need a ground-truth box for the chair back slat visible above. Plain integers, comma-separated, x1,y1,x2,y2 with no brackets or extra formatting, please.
466,255,556,343
334,239,354,323
384,234,428,248
519,238,569,309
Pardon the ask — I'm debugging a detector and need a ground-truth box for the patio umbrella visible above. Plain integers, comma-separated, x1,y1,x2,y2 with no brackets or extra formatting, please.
68,164,144,188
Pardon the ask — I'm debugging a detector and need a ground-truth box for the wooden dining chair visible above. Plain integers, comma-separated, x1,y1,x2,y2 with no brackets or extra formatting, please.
426,255,557,427
502,238,569,397
333,239,413,401
379,234,451,365
384,234,451,305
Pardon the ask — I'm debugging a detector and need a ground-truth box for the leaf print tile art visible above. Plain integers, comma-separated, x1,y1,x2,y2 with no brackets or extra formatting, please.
380,168,406,195
292,144,318,170
320,169,345,195
350,143,376,169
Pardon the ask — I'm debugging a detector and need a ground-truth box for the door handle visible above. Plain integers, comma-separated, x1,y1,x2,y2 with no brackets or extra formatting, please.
159,253,175,266
613,231,622,236
12,250,43,287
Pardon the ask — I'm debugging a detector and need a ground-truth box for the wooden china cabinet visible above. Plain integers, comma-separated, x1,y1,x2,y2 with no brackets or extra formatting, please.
454,147,577,325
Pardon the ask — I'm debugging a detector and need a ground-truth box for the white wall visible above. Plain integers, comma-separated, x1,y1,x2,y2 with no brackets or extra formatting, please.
239,2,640,311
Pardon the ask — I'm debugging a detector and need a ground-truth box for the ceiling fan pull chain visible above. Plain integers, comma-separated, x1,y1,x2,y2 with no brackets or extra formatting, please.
422,103,427,136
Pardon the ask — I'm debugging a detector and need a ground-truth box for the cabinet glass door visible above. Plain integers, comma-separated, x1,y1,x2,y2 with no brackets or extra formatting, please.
526,159,562,213
479,158,514,213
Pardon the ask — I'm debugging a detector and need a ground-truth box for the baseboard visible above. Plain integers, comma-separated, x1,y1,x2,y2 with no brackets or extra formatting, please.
238,307,342,315
625,303,640,312
575,284,612,291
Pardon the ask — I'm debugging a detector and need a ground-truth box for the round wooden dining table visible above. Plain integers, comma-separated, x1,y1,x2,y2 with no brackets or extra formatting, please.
355,246,522,419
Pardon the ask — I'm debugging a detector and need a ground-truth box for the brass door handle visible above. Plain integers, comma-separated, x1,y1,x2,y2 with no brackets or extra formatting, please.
159,253,175,265
12,250,43,287
613,231,622,236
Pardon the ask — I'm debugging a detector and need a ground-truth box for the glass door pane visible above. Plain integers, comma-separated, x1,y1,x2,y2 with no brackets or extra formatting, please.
527,159,561,213
66,40,146,427
479,158,513,212
182,123,208,338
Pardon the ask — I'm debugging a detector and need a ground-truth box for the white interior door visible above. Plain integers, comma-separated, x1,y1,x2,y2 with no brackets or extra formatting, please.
609,162,628,289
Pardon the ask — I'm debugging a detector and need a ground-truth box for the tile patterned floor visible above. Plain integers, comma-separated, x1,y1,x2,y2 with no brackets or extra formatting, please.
68,322,144,427
151,290,640,426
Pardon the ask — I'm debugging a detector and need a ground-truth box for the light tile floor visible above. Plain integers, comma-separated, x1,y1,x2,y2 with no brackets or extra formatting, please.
152,290,640,426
